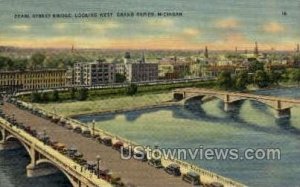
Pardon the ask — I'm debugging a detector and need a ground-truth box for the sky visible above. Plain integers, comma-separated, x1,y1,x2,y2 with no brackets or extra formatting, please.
0,0,300,50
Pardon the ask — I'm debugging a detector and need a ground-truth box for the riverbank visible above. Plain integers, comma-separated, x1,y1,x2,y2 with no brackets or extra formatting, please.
36,93,173,117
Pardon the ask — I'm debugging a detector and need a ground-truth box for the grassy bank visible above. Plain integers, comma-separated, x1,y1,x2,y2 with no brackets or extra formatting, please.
35,92,172,117
19,80,216,103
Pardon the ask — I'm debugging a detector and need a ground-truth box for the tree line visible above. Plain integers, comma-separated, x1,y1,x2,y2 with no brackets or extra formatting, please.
217,61,300,91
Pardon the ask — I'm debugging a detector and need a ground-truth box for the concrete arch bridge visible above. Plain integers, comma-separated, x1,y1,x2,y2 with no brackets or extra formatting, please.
173,88,300,119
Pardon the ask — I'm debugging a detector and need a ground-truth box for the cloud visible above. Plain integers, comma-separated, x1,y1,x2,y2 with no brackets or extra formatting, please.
84,21,121,31
53,23,67,30
182,28,200,37
215,18,240,29
263,22,285,33
146,19,175,27
11,24,31,31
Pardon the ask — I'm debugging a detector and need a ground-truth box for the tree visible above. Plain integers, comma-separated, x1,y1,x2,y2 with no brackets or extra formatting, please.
115,73,126,83
268,71,282,85
126,83,138,95
40,92,49,102
77,88,88,101
70,87,77,100
28,52,45,69
30,91,41,102
235,71,248,90
217,71,233,90
51,90,60,101
249,60,264,73
289,69,300,86
254,70,269,88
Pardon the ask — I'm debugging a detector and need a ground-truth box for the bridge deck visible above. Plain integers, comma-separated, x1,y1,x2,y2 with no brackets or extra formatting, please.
174,88,300,104
2,102,192,187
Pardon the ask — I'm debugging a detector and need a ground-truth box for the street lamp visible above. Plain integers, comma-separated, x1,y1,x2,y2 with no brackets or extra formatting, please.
96,155,101,179
92,119,95,137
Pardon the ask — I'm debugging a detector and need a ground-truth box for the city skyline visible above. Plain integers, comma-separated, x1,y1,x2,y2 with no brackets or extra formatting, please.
1,0,300,50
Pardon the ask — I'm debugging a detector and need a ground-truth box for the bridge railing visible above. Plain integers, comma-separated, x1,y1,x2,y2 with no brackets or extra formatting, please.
0,117,112,187
10,98,245,187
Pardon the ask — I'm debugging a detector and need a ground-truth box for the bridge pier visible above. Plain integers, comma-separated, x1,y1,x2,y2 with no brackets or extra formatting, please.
275,108,291,119
224,102,238,112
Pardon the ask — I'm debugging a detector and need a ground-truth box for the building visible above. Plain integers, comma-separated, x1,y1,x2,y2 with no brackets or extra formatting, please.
70,61,115,86
126,61,158,82
0,69,66,92
158,57,190,79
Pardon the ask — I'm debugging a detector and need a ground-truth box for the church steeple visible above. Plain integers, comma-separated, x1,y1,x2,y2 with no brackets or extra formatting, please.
254,42,259,56
204,46,208,58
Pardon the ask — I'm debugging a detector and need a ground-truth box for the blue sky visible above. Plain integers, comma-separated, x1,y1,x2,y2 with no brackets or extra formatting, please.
0,0,299,50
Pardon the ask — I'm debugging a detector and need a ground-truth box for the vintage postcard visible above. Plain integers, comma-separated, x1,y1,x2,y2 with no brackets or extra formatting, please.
0,1,300,187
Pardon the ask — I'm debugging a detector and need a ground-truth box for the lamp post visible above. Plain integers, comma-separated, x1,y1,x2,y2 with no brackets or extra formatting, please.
96,155,101,179
92,119,95,137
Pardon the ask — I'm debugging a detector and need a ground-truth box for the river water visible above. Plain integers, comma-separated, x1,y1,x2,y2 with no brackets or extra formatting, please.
1,88,300,187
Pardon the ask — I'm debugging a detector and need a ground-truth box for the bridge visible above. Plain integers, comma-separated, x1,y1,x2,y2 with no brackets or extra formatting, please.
173,88,300,119
0,99,243,187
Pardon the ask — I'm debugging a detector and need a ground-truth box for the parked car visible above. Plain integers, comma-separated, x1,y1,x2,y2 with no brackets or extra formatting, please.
82,129,91,138
148,158,163,168
112,141,124,151
164,164,181,176
85,161,97,171
182,172,201,185
73,126,82,133
75,158,87,165
95,166,110,180
65,123,73,130
107,172,124,186
101,137,112,146
133,150,147,162
52,143,66,152
120,147,132,157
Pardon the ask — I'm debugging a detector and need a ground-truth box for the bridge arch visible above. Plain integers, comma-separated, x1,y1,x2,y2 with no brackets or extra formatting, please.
183,94,225,105
35,159,76,186
5,135,32,157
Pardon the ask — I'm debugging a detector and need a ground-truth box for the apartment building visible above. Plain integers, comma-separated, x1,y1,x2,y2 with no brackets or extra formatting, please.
70,62,115,86
0,69,66,91
126,61,158,82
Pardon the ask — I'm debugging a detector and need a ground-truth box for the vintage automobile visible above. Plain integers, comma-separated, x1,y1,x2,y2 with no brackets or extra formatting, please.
73,126,82,133
133,150,148,162
52,143,66,152
164,164,181,176
107,172,124,186
65,147,78,157
58,119,66,126
101,137,112,146
82,129,92,138
120,147,132,157
75,158,87,165
65,123,73,130
94,166,110,180
182,172,201,185
148,158,163,169
112,141,124,151
85,161,97,171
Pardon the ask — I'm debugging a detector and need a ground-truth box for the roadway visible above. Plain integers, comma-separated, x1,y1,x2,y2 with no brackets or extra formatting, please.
1,102,192,187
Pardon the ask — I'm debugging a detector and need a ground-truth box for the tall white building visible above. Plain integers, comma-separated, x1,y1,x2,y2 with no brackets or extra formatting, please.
70,62,115,86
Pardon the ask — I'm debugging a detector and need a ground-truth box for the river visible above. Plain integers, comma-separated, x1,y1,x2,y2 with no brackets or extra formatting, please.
1,88,300,187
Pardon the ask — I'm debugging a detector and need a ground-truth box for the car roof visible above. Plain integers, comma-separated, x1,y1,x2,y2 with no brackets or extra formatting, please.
169,164,180,168
187,172,200,178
